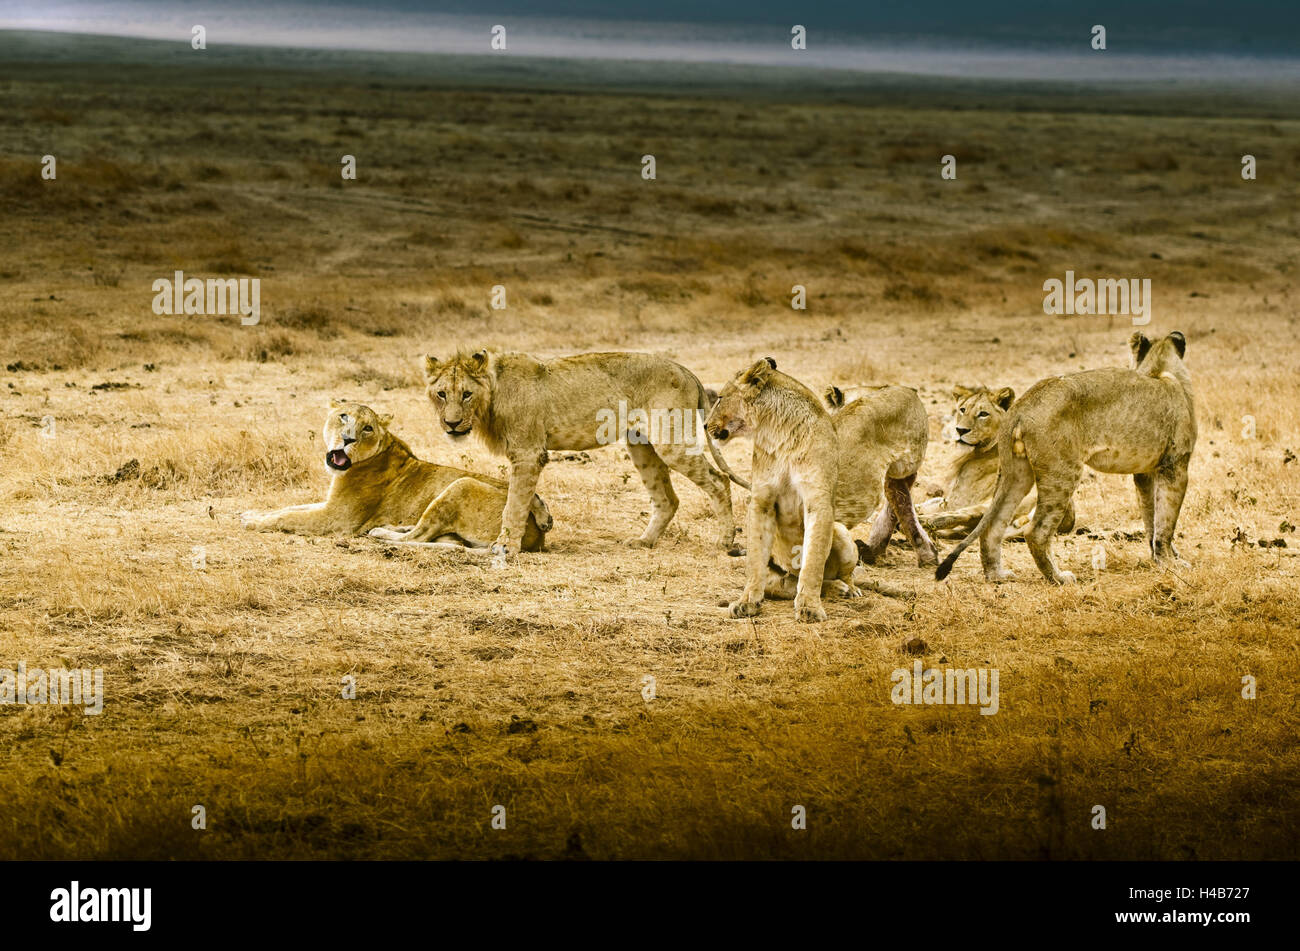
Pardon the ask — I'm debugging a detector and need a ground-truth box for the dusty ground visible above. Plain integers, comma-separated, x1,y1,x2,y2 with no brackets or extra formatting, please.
1,31,1298,859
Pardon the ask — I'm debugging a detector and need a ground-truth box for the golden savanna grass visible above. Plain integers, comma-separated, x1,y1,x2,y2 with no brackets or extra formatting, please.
0,32,1298,859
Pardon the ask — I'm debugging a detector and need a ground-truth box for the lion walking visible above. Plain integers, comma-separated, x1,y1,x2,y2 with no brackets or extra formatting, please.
422,349,748,555
935,332,1196,585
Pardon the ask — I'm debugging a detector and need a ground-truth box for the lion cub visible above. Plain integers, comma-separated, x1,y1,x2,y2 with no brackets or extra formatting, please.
936,332,1195,585
241,401,552,551
706,358,861,623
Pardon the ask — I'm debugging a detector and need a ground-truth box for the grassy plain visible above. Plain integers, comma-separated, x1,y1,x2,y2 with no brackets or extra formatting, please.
0,31,1298,859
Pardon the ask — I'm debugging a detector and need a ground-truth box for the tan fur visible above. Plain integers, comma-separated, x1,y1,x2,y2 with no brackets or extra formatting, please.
936,332,1196,584
423,349,746,555
706,358,853,623
917,384,1075,539
825,384,939,568
241,401,551,552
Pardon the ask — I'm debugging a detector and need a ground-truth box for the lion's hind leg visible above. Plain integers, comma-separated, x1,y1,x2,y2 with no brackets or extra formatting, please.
979,456,1036,582
885,473,938,568
857,504,896,564
624,441,679,548
370,478,509,549
1026,467,1082,584
657,441,738,553
763,560,800,600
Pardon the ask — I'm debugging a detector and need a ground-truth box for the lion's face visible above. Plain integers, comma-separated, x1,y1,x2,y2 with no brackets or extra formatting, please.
322,402,392,473
424,352,492,441
705,358,775,442
950,385,1014,449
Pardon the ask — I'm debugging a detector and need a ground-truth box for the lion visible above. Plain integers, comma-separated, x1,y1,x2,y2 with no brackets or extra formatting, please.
421,349,748,556
706,358,857,623
935,331,1195,585
914,384,1074,539
822,383,939,567
241,401,552,551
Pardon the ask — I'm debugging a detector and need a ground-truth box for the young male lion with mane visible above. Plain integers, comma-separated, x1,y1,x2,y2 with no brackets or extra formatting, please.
422,349,748,556
241,401,552,551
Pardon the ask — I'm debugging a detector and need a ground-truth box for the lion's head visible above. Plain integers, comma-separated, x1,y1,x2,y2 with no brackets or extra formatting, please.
423,350,495,441
322,401,393,473
1130,330,1189,381
950,384,1014,449
705,357,777,443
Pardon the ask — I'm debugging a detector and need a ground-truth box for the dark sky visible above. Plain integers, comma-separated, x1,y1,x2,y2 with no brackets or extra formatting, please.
290,0,1298,52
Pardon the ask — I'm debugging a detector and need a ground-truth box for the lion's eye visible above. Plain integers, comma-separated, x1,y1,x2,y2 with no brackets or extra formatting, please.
977,411,989,419
436,391,446,401
362,425,373,433
461,391,472,402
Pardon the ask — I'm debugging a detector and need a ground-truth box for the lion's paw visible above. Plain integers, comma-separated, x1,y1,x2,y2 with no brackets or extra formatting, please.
728,598,761,618
794,600,827,623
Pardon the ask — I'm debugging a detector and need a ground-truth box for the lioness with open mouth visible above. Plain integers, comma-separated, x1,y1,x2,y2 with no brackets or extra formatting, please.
241,400,552,551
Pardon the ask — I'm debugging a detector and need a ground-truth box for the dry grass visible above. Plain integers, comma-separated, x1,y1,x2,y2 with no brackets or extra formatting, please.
0,33,1298,860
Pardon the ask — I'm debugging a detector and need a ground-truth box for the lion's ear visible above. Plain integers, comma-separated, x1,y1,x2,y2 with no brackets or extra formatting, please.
743,358,774,387
470,349,489,368
994,387,1015,410
378,414,393,427
823,385,844,410
328,398,343,409
1129,332,1152,367
1167,331,1187,359
423,355,440,380
952,384,974,401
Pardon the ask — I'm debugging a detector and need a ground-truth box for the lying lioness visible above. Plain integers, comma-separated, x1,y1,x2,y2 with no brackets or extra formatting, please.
241,400,552,551
915,384,1073,539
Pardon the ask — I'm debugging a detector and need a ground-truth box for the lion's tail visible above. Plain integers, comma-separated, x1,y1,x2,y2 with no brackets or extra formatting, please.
934,473,1004,581
695,381,750,490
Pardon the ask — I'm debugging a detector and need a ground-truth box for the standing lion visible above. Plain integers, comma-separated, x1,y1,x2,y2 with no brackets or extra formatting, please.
936,331,1196,585
422,349,748,555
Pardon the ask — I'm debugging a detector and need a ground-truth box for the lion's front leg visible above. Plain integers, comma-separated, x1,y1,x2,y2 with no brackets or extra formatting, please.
242,502,330,534
793,501,834,623
730,487,776,618
496,451,545,556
